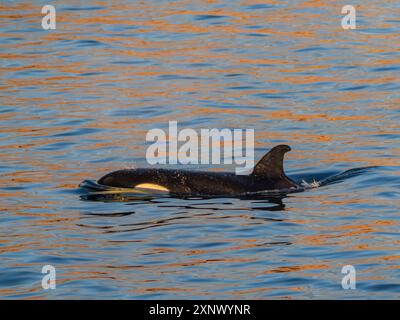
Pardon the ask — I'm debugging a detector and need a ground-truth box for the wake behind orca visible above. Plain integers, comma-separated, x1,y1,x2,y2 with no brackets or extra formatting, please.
96,145,300,196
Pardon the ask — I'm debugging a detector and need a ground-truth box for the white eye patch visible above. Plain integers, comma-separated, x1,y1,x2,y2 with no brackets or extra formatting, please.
135,183,170,192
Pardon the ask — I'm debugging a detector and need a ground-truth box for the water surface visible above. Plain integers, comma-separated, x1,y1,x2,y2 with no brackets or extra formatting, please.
0,0,399,299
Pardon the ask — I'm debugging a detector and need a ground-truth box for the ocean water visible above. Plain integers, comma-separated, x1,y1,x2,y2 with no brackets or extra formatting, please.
0,1,399,299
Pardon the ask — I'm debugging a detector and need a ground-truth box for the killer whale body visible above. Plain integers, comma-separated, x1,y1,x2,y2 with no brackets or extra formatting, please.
97,145,299,196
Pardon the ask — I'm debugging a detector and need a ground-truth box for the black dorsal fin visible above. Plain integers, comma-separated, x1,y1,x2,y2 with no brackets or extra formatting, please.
251,145,291,179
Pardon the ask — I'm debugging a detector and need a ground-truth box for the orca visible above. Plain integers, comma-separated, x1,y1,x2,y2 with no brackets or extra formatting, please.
97,145,300,196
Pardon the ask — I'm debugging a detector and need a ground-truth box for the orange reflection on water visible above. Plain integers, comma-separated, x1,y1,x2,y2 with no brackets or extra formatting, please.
0,0,399,299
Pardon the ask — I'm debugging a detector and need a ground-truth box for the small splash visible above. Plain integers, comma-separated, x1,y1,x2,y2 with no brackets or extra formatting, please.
301,179,321,189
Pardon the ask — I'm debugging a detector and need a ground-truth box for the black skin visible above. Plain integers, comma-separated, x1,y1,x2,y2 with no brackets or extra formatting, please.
97,145,299,196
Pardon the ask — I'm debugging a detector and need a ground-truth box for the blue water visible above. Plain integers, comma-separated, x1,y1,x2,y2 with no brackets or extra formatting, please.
0,1,399,299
